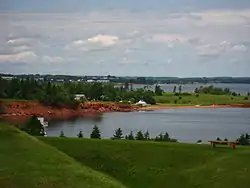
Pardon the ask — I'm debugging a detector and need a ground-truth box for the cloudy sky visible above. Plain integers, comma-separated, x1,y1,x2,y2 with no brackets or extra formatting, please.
0,0,250,77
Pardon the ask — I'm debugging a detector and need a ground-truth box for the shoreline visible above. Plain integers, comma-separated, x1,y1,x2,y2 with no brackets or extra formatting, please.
0,101,249,124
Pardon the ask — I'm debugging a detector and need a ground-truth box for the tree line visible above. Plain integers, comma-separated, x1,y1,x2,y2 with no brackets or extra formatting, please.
0,77,164,107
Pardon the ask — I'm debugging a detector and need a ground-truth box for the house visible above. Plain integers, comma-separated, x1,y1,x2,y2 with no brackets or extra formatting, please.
75,94,86,101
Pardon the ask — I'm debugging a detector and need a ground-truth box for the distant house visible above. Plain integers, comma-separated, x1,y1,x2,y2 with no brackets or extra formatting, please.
75,94,86,101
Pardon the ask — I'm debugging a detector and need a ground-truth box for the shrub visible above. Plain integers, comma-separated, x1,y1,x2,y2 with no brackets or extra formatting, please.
21,115,45,136
77,131,83,138
112,128,123,139
90,125,101,139
244,97,248,100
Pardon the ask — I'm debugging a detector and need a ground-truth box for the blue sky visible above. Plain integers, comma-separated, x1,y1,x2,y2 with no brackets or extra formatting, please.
0,0,250,76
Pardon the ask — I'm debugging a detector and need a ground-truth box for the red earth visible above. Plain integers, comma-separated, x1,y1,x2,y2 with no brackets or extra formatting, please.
0,101,139,125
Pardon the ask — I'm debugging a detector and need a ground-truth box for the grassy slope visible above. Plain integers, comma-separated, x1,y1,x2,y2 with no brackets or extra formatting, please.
0,124,126,188
154,93,248,105
41,137,250,188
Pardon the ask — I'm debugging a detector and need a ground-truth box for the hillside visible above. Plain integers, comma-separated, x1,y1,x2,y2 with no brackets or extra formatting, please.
0,124,126,188
41,137,250,188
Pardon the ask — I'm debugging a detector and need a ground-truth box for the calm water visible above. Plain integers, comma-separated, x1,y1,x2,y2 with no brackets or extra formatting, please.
133,83,250,95
46,108,250,143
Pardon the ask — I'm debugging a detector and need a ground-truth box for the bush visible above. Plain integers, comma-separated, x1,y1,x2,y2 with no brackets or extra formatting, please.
21,115,45,136
244,97,248,100
90,125,101,139
77,131,83,138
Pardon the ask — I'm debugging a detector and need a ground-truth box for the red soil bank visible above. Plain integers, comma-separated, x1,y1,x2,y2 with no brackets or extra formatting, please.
0,101,138,125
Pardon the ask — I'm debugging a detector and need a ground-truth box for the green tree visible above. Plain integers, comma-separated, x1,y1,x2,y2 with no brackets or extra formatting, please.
178,85,182,93
163,132,170,141
127,130,134,140
90,125,101,139
173,85,177,93
136,130,144,140
77,131,83,138
113,128,123,139
22,115,45,136
155,85,163,96
144,130,150,140
60,130,65,137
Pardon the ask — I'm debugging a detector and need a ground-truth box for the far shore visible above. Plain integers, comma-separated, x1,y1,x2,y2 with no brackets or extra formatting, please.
138,103,250,111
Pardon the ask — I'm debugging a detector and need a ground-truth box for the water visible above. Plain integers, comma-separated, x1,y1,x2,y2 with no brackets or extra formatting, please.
46,108,250,143
132,83,250,95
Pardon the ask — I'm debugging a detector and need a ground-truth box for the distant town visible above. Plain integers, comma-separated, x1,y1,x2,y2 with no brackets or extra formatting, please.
1,73,250,84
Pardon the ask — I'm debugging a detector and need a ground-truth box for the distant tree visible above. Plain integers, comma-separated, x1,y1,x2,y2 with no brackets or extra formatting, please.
127,130,134,140
178,85,182,93
90,125,101,139
216,137,221,141
163,132,170,141
124,82,129,91
224,138,228,141
77,131,83,138
194,88,199,93
248,92,250,97
237,134,250,145
22,115,45,136
112,128,123,139
60,130,65,137
173,85,177,93
136,130,145,140
197,140,202,143
144,130,150,140
238,93,241,96
232,92,237,96
155,85,163,96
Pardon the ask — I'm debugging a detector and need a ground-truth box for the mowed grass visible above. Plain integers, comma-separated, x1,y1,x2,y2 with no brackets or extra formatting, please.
154,93,248,105
40,137,250,188
0,124,126,188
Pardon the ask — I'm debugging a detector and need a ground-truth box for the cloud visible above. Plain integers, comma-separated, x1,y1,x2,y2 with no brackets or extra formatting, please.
232,44,247,51
42,56,64,63
0,51,37,63
87,35,119,46
146,34,187,43
6,38,34,45
12,45,30,53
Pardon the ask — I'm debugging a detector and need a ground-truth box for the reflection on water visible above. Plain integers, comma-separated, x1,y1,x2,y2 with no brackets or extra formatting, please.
46,108,250,143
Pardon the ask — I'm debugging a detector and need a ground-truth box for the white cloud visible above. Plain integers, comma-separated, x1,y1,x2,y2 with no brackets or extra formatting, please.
232,44,247,51
0,51,37,63
42,56,64,63
6,38,33,45
146,34,187,43
87,35,119,46
12,45,30,53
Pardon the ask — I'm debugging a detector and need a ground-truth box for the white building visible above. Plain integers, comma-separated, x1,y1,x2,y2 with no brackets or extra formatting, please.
75,94,86,101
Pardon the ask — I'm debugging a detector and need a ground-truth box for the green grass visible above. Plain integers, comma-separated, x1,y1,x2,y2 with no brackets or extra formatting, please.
0,124,126,188
154,93,249,105
40,137,250,188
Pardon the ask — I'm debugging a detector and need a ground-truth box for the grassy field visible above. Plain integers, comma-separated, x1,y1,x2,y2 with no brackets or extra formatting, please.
0,124,126,188
154,93,249,105
41,137,250,188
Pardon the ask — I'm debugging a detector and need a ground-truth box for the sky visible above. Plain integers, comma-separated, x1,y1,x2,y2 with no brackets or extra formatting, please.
0,0,250,77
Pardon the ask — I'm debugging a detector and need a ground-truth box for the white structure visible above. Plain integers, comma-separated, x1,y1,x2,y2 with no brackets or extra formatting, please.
37,117,48,127
75,94,86,101
135,100,148,107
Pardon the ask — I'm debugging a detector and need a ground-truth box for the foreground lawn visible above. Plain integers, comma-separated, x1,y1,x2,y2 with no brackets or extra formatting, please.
154,93,248,105
41,137,250,188
0,124,126,188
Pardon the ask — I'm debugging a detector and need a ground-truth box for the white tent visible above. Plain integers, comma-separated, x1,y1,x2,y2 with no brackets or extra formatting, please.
135,100,148,107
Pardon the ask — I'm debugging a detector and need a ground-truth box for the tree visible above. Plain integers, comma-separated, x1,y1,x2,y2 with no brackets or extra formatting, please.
237,133,250,145
136,130,144,140
248,92,250,97
60,130,65,137
216,137,221,141
90,125,101,139
113,128,123,139
155,85,163,96
173,85,177,93
127,130,134,140
22,115,45,136
144,130,150,140
77,131,83,138
163,132,170,141
178,85,182,93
